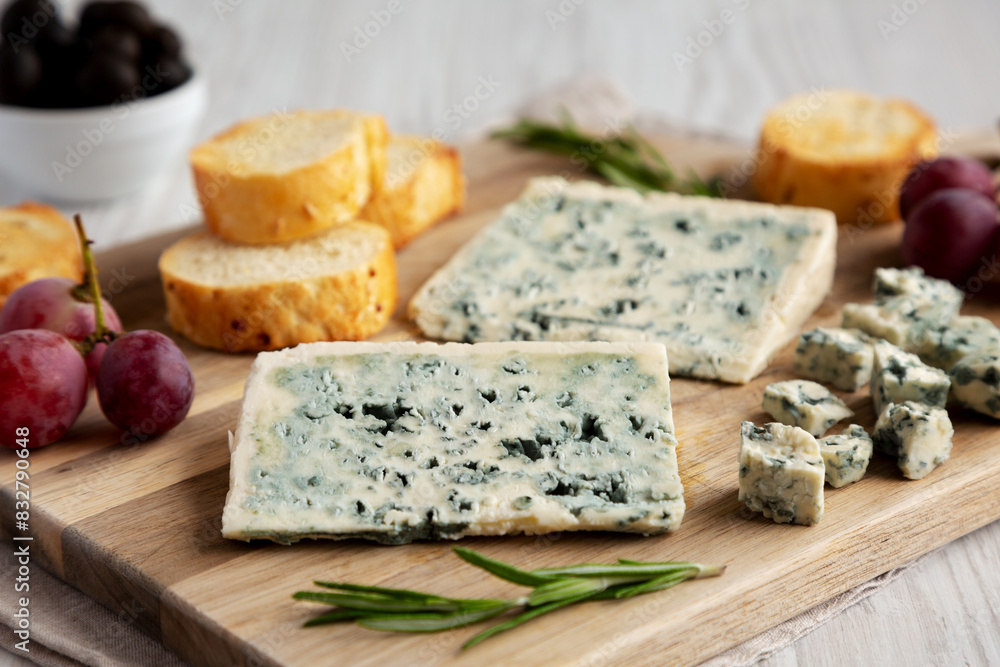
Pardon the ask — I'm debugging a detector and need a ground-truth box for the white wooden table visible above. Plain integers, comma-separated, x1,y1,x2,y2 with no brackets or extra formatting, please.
3,2,999,665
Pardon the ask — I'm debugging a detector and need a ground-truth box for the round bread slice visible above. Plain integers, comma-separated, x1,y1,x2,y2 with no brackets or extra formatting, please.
360,135,465,248
190,110,388,245
0,202,82,309
753,90,938,225
159,221,396,352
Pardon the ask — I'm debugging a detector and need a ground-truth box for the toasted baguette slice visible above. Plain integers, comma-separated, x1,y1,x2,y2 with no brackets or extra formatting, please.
0,202,82,308
360,136,465,248
754,90,938,224
190,110,389,245
159,222,396,352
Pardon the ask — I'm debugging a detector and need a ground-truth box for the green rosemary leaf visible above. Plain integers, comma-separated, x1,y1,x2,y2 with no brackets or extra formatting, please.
303,609,376,627
610,571,691,599
292,591,464,614
535,562,698,579
313,581,450,601
594,160,656,194
462,591,599,649
526,577,623,607
453,547,557,587
357,604,514,634
491,113,723,198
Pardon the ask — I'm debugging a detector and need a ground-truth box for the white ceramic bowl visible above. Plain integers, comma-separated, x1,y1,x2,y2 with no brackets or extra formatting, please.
0,73,208,202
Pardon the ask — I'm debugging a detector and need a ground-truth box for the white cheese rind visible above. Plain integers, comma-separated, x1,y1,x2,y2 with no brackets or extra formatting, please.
818,424,872,488
409,177,837,384
761,380,853,437
870,340,950,415
222,340,684,544
738,421,824,526
949,348,1000,418
872,401,953,480
794,327,874,392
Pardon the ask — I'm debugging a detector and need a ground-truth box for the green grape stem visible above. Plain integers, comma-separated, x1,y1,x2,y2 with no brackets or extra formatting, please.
73,215,117,356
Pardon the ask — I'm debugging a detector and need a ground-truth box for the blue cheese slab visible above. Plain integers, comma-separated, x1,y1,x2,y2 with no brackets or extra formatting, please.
410,177,836,384
222,341,685,544
872,401,953,480
761,380,853,437
910,316,1000,372
794,327,874,391
949,348,1000,418
818,424,872,488
870,341,950,415
738,421,824,526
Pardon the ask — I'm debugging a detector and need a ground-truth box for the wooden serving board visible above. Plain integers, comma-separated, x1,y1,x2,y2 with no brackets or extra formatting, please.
4,132,1000,667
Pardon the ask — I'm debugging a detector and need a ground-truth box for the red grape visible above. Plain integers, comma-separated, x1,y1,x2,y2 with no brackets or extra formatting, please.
96,330,194,439
900,157,997,220
0,277,123,381
0,330,88,449
901,188,1000,285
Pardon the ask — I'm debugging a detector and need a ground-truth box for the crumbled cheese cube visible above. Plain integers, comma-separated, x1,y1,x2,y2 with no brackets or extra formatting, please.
818,424,872,488
794,327,874,391
738,421,824,525
949,348,1000,419
872,401,953,480
870,340,950,415
761,379,853,437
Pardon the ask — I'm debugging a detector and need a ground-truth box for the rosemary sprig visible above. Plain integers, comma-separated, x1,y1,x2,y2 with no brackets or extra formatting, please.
294,547,724,649
491,112,724,197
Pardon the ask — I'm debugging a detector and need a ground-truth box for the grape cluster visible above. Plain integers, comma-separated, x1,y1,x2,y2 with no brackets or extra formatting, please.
899,157,1000,286
0,0,190,108
0,218,194,448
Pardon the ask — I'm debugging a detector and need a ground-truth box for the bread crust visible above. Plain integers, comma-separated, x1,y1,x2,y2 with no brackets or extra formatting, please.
190,110,389,245
361,136,466,248
753,92,938,224
159,224,397,352
0,202,82,308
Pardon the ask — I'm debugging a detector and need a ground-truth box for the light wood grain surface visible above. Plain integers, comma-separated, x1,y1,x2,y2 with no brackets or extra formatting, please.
2,2,1000,666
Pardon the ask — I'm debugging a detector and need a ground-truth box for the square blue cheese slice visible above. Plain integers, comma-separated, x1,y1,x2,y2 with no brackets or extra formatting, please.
409,177,836,384
222,341,684,544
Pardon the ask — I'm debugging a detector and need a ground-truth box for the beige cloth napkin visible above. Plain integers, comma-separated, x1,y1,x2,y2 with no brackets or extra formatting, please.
0,75,928,667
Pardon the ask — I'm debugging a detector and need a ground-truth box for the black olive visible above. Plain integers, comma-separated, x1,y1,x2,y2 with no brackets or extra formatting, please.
80,1,152,38
146,53,190,95
74,52,139,106
142,24,181,60
0,42,43,105
1,0,59,40
87,23,142,62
